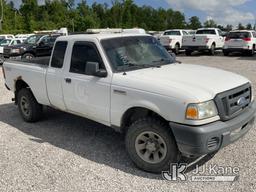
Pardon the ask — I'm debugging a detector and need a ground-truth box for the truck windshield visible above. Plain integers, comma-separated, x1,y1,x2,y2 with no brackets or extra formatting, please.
227,32,251,39
196,30,216,35
101,36,174,72
164,31,181,36
24,35,43,44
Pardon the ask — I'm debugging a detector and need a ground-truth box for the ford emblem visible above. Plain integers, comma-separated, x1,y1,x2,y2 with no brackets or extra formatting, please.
237,97,247,106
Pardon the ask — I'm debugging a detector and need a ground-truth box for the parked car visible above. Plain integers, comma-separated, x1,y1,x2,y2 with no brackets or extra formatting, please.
0,38,24,64
159,29,189,54
223,30,256,56
182,28,225,55
3,34,256,173
0,34,15,41
0,38,23,54
3,34,60,59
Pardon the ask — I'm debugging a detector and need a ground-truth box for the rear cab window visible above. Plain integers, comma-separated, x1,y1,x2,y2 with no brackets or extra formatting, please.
164,31,181,36
51,41,68,68
227,32,251,39
196,30,217,35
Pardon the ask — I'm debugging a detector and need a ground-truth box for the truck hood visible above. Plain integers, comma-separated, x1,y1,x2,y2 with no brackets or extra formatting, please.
112,64,249,102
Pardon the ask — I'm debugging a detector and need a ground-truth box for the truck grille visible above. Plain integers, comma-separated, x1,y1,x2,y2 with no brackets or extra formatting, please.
214,83,251,121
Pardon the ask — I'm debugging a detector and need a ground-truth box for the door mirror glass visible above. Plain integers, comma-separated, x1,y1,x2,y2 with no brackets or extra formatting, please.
86,62,107,77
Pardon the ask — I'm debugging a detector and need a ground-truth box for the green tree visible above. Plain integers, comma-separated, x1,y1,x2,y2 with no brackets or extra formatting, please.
238,23,245,30
225,24,233,32
246,23,252,30
188,16,202,29
204,19,217,28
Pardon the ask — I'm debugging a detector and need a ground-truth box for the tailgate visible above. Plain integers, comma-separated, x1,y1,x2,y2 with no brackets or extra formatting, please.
160,36,171,46
183,35,208,46
225,39,249,48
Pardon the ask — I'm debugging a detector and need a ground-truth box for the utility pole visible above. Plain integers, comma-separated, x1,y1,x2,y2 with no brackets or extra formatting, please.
0,0,3,31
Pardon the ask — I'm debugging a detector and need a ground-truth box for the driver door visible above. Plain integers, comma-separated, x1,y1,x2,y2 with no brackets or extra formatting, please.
61,41,111,125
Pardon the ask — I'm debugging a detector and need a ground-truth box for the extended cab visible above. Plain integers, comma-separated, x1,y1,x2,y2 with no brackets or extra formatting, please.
159,29,189,54
2,34,256,173
223,30,256,56
182,28,225,55
3,34,60,60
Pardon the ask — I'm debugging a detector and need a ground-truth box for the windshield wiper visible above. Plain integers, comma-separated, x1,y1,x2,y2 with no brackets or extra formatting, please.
128,63,162,69
152,58,171,64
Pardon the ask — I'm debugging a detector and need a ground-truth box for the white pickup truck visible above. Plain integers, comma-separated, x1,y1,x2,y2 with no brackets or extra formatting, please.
2,34,256,173
182,28,225,55
159,29,189,54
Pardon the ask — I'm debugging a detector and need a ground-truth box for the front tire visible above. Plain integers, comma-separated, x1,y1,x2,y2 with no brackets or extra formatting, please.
17,88,42,122
173,43,180,55
22,53,35,60
125,118,178,173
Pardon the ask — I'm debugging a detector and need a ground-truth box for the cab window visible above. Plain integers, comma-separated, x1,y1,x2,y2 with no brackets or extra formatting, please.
51,41,68,68
70,42,104,75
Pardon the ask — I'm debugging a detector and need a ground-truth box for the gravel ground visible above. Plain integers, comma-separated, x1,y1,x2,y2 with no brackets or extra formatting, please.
0,54,256,192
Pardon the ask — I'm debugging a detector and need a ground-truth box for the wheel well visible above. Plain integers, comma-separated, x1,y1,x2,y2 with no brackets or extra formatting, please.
175,42,180,47
121,107,167,133
15,80,30,103
212,42,216,46
22,52,35,57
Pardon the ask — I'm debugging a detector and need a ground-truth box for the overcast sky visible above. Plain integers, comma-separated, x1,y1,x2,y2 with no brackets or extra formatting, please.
7,0,255,26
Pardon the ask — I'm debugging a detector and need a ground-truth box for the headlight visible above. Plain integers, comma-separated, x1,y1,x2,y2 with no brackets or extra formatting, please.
11,49,20,54
186,100,218,120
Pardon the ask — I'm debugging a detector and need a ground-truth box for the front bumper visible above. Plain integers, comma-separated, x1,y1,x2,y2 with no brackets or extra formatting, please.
170,101,256,156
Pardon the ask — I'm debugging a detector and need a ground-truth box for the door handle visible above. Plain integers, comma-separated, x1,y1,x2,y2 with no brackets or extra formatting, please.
64,78,72,83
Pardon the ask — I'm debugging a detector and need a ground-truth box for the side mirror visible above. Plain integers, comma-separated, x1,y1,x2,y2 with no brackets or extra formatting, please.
38,41,44,46
86,62,107,78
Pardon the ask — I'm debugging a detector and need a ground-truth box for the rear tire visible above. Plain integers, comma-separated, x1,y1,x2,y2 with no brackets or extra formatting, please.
223,50,230,56
209,44,215,56
247,46,255,56
125,118,178,173
17,88,42,122
185,50,192,56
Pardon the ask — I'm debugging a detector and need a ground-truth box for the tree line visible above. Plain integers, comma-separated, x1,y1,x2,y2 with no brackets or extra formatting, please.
0,0,254,34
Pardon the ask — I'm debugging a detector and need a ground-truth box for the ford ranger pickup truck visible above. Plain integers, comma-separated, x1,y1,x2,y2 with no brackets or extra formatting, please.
2,34,256,173
182,28,225,56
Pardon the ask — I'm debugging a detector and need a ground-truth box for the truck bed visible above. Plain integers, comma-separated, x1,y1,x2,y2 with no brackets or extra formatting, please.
3,57,50,106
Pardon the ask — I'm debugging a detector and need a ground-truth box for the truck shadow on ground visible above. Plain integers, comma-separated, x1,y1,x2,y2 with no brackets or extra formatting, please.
0,103,215,180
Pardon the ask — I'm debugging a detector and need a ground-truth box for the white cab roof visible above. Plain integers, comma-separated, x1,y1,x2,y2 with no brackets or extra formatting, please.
57,33,151,41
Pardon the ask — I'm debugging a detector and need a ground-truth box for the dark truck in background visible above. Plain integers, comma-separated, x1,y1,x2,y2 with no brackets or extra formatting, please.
3,34,60,60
